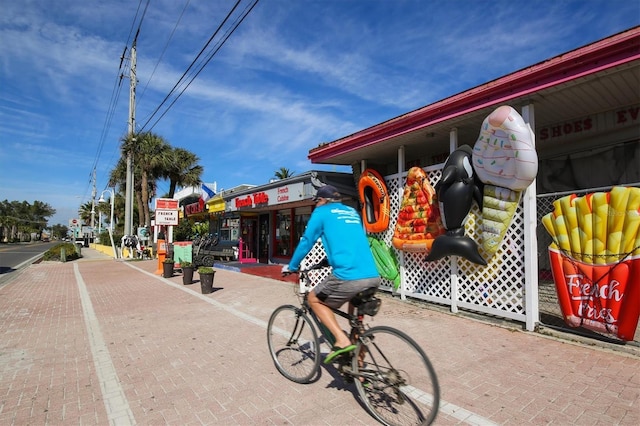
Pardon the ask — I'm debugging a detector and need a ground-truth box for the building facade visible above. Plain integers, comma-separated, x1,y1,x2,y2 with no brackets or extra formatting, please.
305,27,640,340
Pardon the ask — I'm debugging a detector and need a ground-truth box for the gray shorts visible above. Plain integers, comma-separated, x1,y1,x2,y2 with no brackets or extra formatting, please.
314,274,381,309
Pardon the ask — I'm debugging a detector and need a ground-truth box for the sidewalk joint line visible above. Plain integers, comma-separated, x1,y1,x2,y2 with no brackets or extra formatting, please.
74,263,136,426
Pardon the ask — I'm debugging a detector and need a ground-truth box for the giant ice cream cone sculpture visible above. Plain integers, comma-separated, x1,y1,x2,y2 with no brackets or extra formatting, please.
542,186,640,341
472,106,538,257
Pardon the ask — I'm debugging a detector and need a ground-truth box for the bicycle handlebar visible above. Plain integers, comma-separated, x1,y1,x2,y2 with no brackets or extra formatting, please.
281,257,330,277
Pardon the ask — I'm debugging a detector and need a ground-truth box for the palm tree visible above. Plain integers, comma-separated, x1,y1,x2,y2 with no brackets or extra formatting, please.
109,156,140,232
120,132,171,228
78,201,93,226
274,167,295,180
162,147,203,198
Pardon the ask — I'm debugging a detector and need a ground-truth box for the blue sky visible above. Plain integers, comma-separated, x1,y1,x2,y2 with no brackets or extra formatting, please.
1,0,638,226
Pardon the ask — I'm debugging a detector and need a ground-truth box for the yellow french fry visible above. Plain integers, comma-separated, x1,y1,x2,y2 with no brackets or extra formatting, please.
559,195,581,259
592,192,609,264
574,196,593,264
541,214,555,242
606,187,630,259
621,187,640,255
553,214,571,253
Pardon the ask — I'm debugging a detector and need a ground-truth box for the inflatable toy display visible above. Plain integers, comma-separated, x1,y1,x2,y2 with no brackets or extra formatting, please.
358,168,391,233
542,186,640,341
472,105,538,257
425,146,486,265
368,236,400,290
392,167,445,252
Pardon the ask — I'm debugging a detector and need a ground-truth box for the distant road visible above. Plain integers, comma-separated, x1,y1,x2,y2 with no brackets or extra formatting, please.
0,241,56,284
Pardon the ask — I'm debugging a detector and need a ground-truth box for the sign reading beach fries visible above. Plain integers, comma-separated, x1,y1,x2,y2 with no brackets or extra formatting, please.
542,186,640,341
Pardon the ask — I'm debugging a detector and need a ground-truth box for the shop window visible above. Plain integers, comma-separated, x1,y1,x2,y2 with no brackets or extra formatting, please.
220,218,239,241
294,207,311,244
275,210,291,256
538,140,640,193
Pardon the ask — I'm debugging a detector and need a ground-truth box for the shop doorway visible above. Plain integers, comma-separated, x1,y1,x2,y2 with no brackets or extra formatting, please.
259,214,270,263
240,218,258,263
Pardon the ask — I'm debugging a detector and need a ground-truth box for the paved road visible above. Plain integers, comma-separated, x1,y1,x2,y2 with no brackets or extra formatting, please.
0,249,638,425
0,242,56,278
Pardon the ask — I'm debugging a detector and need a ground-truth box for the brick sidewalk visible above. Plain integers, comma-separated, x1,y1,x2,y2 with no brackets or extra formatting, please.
0,251,638,425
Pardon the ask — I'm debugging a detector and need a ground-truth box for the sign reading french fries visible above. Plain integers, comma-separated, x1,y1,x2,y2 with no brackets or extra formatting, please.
542,186,640,341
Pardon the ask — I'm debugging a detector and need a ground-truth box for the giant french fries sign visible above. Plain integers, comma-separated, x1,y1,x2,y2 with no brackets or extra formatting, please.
542,186,640,341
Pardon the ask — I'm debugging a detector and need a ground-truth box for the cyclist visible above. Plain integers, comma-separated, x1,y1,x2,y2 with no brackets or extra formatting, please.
282,184,381,363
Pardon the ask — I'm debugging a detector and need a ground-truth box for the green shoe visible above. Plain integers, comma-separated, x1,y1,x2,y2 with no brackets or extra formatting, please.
324,344,356,364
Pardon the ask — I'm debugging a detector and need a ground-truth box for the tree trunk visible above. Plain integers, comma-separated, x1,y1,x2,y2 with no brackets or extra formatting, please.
141,171,151,227
135,190,144,232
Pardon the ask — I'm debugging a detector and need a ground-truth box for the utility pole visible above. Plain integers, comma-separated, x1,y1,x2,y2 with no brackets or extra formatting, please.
90,168,96,242
124,36,137,237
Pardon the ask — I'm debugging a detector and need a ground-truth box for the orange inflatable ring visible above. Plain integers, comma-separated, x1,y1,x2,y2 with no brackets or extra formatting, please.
358,168,390,233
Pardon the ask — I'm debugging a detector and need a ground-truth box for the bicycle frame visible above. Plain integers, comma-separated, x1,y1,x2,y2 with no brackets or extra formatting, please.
270,267,441,425
296,281,364,348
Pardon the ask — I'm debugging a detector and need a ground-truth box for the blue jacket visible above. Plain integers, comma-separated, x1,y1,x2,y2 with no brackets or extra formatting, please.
289,202,379,281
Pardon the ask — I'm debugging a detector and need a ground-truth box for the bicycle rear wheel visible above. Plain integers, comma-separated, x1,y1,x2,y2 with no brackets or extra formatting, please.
267,305,321,384
352,326,440,426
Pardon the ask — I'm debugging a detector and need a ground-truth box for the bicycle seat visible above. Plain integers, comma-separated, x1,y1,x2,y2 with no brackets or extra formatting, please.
351,287,381,316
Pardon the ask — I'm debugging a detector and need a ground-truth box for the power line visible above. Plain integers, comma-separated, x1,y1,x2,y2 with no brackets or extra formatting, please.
138,0,192,104
139,0,260,132
89,0,150,198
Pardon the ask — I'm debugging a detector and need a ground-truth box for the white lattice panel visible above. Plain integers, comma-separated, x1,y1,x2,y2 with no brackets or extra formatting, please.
299,239,331,293
455,202,526,320
302,166,527,324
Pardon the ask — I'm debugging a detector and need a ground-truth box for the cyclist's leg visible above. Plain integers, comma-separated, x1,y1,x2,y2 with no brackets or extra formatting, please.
308,291,352,349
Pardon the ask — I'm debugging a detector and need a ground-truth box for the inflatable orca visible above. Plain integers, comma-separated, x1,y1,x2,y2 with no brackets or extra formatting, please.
425,146,487,265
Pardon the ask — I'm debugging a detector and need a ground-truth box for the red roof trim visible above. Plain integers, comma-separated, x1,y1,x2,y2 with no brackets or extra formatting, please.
309,27,640,162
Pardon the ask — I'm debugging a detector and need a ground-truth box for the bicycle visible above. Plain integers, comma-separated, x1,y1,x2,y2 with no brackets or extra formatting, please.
267,260,440,425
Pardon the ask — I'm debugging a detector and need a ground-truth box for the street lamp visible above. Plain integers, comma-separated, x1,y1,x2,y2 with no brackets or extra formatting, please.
98,189,118,259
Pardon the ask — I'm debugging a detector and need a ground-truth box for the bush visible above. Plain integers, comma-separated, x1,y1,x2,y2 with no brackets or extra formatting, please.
198,266,214,274
43,243,81,261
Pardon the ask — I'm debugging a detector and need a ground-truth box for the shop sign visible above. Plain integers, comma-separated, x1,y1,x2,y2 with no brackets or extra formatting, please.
155,198,178,210
235,191,269,209
539,106,639,142
155,210,179,225
208,198,225,213
185,201,204,216
230,182,306,210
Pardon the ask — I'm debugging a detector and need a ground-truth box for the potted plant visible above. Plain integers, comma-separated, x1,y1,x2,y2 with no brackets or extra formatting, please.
162,257,175,278
198,266,215,294
181,261,194,285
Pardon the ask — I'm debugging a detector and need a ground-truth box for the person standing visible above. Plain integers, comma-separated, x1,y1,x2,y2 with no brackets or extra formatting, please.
283,185,380,363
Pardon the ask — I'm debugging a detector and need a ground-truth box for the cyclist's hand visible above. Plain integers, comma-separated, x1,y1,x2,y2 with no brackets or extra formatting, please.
281,264,292,276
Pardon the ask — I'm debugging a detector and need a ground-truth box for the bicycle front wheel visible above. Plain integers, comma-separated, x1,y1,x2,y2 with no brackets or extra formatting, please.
267,305,321,384
352,326,440,426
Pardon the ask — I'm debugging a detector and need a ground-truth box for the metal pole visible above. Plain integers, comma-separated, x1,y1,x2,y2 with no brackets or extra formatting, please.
91,168,96,244
109,190,115,234
124,39,137,237
100,189,118,259
108,190,117,259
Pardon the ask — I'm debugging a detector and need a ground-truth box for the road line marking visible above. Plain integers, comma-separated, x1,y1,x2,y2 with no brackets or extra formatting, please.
74,263,135,426
127,262,497,426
